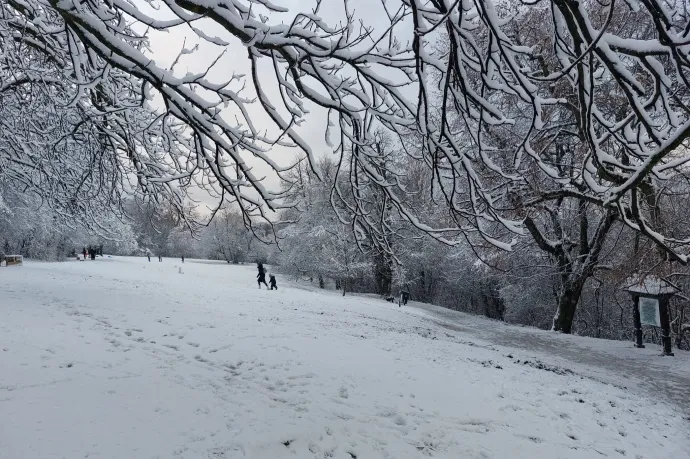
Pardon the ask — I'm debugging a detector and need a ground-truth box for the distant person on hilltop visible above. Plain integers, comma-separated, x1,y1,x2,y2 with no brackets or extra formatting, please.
269,274,278,290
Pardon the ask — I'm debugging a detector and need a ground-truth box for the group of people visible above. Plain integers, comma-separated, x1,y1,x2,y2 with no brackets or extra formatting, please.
81,246,102,260
257,263,277,290
145,254,185,263
386,289,410,306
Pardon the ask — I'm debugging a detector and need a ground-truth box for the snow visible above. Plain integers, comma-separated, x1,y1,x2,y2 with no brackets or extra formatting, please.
623,274,679,295
1,257,689,459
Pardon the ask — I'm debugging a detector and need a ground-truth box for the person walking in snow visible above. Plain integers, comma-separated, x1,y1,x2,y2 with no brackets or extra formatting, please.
158,255,162,262
257,270,268,289
400,289,410,306
82,247,87,261
269,274,278,290
181,256,185,263
147,254,151,262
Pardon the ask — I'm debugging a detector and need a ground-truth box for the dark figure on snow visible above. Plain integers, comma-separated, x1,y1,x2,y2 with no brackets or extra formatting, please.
257,262,265,276
257,271,268,289
82,247,87,261
147,254,151,262
181,256,185,263
269,274,278,290
400,290,410,306
158,255,162,262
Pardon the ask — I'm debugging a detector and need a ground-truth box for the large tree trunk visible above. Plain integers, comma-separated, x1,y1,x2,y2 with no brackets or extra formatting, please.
525,209,617,335
552,279,586,333
373,251,393,296
481,280,505,321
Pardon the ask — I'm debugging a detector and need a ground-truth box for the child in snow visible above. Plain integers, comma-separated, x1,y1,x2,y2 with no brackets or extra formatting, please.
269,274,278,290
257,270,268,289
400,290,410,306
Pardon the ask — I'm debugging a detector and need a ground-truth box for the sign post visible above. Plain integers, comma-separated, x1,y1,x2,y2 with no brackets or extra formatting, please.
624,274,677,356
632,296,644,348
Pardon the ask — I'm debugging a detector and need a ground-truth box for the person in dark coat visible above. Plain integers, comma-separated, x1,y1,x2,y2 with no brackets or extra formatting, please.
400,289,410,306
257,270,268,289
82,247,87,261
181,256,185,263
147,254,151,262
269,274,278,290
158,255,162,262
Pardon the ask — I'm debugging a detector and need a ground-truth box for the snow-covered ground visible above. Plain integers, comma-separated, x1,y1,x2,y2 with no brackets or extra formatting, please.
1,257,688,459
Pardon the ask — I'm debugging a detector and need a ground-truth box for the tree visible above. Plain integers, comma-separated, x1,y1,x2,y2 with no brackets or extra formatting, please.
4,0,689,261
205,208,253,264
0,182,139,259
0,1,191,231
127,200,185,256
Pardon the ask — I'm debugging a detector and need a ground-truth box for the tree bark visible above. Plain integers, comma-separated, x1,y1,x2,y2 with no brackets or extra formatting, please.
552,280,586,334
373,251,393,296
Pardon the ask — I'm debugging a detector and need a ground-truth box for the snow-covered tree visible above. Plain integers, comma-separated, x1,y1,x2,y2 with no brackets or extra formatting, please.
203,208,253,264
5,0,690,262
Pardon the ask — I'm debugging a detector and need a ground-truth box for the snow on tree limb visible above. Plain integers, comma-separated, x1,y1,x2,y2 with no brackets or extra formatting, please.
4,0,690,258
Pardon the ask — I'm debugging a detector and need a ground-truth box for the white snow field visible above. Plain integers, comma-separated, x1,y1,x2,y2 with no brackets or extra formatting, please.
1,257,689,459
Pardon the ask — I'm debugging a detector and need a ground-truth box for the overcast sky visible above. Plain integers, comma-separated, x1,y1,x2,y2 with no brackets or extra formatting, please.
139,0,410,217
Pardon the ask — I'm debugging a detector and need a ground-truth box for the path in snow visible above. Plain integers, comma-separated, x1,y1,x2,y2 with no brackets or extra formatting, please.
1,257,688,459
408,303,690,417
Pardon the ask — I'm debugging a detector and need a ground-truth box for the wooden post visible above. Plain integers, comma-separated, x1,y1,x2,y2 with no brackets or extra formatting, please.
633,295,645,348
676,306,685,349
659,296,674,356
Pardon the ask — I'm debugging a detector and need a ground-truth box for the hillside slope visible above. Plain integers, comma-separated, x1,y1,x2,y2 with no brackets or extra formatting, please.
1,257,688,458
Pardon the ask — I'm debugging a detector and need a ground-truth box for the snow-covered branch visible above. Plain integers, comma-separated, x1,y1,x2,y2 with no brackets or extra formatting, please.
4,0,690,259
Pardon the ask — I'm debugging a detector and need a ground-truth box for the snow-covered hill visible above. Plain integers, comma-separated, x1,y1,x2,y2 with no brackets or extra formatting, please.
1,257,688,458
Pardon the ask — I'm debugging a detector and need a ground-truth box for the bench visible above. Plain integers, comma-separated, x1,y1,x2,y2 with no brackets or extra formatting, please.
1,255,23,266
